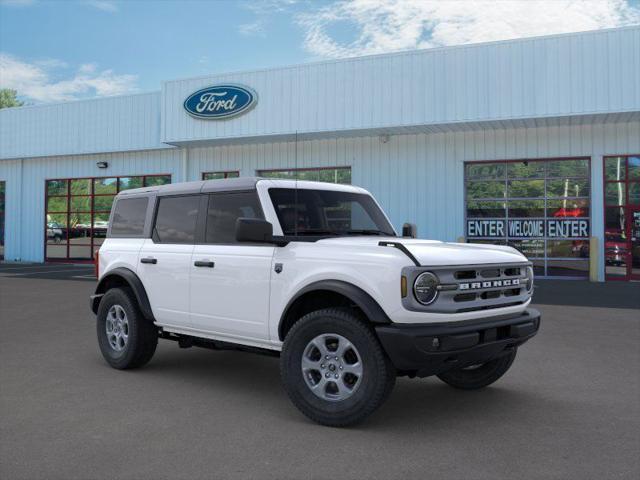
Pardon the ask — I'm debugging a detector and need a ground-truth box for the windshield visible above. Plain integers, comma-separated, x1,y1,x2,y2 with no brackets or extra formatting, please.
268,188,395,237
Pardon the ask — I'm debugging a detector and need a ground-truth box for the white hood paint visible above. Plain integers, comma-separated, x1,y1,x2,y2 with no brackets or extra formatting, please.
317,237,527,266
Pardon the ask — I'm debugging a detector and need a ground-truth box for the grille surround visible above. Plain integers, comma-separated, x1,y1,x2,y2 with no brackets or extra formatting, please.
401,262,532,314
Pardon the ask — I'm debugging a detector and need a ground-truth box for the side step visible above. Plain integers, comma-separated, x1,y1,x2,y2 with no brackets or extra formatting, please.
159,331,279,357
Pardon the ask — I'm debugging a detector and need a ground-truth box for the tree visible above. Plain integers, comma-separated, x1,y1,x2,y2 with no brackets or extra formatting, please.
0,89,24,109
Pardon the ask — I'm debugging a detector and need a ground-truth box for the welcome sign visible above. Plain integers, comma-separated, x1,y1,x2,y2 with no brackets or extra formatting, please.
184,84,257,119
467,219,590,238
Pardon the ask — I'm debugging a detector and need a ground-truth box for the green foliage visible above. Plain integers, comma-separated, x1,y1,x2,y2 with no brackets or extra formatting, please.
0,89,24,109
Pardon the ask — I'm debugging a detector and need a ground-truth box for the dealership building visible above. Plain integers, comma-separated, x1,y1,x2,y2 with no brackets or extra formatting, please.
1,26,639,281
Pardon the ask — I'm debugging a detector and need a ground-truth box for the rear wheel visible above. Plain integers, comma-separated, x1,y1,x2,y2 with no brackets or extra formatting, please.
436,348,517,390
96,287,158,369
280,308,395,427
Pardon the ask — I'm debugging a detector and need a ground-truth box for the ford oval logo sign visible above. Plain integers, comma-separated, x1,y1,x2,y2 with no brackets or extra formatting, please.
183,84,257,120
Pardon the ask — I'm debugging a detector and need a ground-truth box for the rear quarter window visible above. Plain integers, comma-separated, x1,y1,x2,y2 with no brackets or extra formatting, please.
110,197,149,237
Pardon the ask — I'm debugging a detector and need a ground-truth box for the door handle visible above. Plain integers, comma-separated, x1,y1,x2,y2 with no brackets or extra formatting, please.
140,257,157,264
194,260,215,268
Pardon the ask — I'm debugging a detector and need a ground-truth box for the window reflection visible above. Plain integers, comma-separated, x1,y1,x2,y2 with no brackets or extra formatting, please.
94,178,117,194
45,175,171,261
508,200,545,218
548,199,589,218
466,201,506,218
507,180,544,198
258,167,351,184
465,163,506,180
629,183,640,205
629,156,640,180
144,175,171,187
202,171,240,180
465,181,505,199
507,161,545,179
508,240,544,258
605,183,625,206
465,158,590,277
119,177,144,190
546,179,589,198
604,157,626,181
547,159,589,178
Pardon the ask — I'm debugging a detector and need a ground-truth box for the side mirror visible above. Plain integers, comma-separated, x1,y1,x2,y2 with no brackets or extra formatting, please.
402,223,417,238
236,218,274,243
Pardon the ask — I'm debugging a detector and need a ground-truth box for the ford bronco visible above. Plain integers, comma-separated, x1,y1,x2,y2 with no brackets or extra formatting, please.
90,178,540,426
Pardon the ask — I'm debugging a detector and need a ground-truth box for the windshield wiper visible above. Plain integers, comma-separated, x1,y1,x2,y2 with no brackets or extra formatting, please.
344,229,394,236
285,229,341,236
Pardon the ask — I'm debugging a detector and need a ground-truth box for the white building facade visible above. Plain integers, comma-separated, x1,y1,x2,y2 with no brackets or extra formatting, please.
1,27,639,281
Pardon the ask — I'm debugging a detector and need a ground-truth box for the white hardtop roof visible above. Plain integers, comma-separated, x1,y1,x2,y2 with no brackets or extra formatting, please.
116,177,368,197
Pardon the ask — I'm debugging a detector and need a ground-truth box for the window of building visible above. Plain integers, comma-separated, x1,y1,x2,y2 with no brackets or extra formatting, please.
0,181,5,260
603,155,640,280
202,171,240,180
205,192,263,244
257,167,351,184
45,174,171,261
110,198,149,237
465,158,591,278
153,195,200,244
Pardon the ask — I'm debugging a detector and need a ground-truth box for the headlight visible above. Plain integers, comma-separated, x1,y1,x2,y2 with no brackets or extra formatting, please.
413,271,439,305
525,266,534,293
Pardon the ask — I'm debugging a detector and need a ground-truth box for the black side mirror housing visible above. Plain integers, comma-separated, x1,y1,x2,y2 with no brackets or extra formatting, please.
402,223,417,238
236,218,274,243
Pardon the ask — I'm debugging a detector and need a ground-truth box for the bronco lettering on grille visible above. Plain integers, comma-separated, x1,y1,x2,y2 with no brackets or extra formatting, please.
459,279,520,290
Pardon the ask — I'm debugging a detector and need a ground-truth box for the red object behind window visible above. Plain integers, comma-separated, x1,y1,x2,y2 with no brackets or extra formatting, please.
94,249,99,279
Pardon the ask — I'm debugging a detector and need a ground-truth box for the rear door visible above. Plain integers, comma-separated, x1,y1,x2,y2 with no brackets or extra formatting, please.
137,194,200,328
190,191,274,341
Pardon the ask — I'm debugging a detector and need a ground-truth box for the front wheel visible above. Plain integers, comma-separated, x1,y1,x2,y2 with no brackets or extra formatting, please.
280,308,396,427
436,348,517,390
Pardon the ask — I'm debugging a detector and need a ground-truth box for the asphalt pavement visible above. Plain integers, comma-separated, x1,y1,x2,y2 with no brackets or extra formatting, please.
0,263,638,480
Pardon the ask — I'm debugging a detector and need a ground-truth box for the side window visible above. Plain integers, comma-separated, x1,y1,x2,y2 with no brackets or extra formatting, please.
153,195,200,244
110,197,148,237
205,192,263,244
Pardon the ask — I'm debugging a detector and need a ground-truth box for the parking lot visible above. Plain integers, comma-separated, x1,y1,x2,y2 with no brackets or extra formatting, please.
1,263,638,480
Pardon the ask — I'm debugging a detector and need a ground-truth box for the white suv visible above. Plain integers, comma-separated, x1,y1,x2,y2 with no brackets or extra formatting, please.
91,178,540,426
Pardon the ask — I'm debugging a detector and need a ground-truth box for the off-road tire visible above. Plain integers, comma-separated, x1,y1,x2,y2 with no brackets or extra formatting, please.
96,287,158,369
436,348,517,390
280,308,396,427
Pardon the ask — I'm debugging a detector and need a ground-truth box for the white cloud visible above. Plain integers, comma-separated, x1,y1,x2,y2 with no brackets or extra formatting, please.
297,0,640,59
0,53,138,103
242,0,298,15
238,19,266,36
83,0,118,13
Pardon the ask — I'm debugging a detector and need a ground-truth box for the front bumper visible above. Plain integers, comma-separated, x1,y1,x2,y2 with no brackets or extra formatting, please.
375,308,541,378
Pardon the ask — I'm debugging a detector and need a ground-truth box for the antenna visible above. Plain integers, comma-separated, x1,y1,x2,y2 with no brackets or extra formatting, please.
294,130,298,237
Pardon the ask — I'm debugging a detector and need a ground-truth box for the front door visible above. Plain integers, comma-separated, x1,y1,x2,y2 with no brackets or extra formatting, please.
189,191,274,342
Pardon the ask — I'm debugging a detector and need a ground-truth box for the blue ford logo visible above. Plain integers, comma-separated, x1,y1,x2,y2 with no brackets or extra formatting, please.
183,84,257,119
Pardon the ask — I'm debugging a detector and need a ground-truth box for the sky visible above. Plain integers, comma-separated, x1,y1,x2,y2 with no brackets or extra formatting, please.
1,0,639,104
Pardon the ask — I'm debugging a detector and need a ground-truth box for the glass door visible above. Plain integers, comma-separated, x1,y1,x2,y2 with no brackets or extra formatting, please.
604,155,640,281
631,207,640,280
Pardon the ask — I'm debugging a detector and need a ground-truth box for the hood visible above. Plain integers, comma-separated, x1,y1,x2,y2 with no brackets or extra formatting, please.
316,237,527,266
